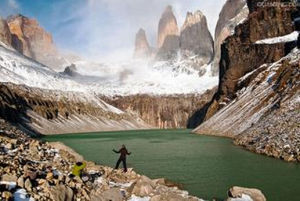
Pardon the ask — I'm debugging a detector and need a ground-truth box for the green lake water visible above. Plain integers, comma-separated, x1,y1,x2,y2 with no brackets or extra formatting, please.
42,129,300,201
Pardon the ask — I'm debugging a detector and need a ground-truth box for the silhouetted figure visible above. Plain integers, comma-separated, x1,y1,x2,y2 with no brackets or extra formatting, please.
113,145,131,172
65,111,69,119
54,109,59,118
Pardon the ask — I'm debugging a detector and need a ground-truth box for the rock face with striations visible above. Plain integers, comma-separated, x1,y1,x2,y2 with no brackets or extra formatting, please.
0,17,12,46
7,14,66,70
156,5,180,60
193,0,300,162
212,0,249,76
193,0,297,124
180,10,214,67
134,28,151,58
102,87,216,129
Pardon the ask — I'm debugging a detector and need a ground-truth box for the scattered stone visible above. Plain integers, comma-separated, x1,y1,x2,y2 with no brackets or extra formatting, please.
24,178,32,192
48,184,73,201
227,186,267,201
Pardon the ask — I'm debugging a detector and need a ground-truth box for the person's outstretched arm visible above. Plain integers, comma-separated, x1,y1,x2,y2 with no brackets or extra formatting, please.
127,150,131,155
113,149,120,153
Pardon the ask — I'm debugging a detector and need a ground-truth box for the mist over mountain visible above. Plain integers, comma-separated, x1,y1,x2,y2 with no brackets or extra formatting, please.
0,0,226,60
0,1,300,201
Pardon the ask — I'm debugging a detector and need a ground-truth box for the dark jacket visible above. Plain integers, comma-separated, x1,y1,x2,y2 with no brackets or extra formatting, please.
114,148,131,159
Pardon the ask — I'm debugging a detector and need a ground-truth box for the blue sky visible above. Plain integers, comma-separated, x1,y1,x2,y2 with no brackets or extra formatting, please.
0,0,226,60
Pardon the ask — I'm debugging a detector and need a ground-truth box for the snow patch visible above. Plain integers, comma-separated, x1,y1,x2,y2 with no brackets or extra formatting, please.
255,31,298,44
109,181,133,188
14,189,34,201
0,44,218,96
129,195,150,201
0,181,16,190
228,194,254,201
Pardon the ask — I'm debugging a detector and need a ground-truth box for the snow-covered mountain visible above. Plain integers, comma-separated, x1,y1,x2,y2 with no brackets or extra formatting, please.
0,42,151,134
0,42,217,96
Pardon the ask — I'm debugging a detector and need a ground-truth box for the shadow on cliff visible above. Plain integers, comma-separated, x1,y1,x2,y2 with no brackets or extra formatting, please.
180,20,214,63
156,35,180,60
0,83,42,137
186,101,211,129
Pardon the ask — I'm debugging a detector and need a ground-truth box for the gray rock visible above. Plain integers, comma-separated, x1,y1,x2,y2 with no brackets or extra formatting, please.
227,186,266,201
1,174,18,183
49,184,74,201
180,10,214,67
17,176,24,188
24,178,32,192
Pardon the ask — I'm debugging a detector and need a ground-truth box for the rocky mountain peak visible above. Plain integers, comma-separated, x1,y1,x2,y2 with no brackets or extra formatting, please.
134,28,151,58
0,17,11,46
157,5,179,49
181,10,205,31
211,0,249,76
156,5,180,60
179,10,214,67
6,14,67,70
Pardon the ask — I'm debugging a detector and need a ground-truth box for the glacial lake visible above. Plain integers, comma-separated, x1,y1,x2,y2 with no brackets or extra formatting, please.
42,129,300,201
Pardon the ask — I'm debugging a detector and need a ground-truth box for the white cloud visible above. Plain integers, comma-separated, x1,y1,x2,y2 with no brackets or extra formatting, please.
8,0,19,10
49,0,227,60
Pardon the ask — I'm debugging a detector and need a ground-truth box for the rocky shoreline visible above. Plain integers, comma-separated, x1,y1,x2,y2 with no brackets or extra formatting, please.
0,118,268,201
0,119,201,201
234,92,300,163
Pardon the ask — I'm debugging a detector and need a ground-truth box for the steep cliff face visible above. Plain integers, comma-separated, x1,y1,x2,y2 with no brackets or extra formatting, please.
194,48,299,135
7,15,66,70
194,48,300,160
134,28,151,58
0,83,149,135
102,88,216,129
0,17,12,46
156,6,180,60
180,11,214,67
212,0,249,76
197,0,296,123
193,0,300,162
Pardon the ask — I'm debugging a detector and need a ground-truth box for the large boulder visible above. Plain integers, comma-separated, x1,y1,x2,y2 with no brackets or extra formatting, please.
91,188,123,201
48,184,74,201
227,186,266,201
131,175,155,197
180,10,214,68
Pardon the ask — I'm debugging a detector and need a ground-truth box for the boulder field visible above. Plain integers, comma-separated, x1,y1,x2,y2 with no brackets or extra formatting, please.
0,119,266,201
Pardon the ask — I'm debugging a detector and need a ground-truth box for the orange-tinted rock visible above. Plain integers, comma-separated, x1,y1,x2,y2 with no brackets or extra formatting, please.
0,17,12,46
156,5,179,60
7,14,66,70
